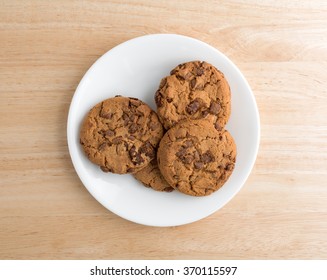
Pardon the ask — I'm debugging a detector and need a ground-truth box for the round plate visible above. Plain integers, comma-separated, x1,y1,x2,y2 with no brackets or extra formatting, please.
67,34,260,227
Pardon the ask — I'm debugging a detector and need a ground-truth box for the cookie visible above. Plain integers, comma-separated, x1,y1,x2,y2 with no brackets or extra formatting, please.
80,96,164,174
157,119,236,196
155,61,231,130
133,159,174,192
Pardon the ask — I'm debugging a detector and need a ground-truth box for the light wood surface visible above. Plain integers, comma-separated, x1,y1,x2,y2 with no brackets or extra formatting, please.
1,0,327,259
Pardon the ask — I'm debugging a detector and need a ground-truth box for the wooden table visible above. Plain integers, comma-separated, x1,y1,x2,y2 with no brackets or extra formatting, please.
1,0,327,259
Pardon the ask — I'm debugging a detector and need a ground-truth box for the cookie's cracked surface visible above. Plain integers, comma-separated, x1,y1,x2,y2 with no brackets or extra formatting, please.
155,61,231,130
80,96,164,174
157,119,236,196
133,159,174,192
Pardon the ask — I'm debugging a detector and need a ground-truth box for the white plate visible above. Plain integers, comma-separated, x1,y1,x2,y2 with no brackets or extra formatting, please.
67,34,260,227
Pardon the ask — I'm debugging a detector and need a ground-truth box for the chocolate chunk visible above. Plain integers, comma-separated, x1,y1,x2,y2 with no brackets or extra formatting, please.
201,151,215,163
202,110,209,117
194,161,204,169
182,155,193,164
176,148,193,164
128,123,139,134
129,145,137,156
133,153,144,165
176,148,187,158
196,68,204,76
190,78,196,89
170,69,177,75
209,101,221,115
101,112,113,119
186,99,201,115
139,142,155,158
155,90,163,107
129,146,143,165
105,129,115,137
214,122,222,131
184,140,193,147
100,166,111,172
177,72,192,80
98,142,107,151
225,164,234,171
159,78,167,88
129,99,142,107
112,136,123,144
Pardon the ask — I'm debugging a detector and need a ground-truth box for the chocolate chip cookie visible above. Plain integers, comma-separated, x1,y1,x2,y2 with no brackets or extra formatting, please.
157,119,236,196
155,61,231,130
133,159,174,192
80,96,164,174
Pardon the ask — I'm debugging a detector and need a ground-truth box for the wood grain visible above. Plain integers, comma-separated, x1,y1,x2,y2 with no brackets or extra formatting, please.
1,0,327,259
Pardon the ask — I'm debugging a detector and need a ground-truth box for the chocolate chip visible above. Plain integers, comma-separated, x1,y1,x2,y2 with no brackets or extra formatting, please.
100,166,111,172
114,95,122,97
176,148,193,164
225,164,234,171
190,78,196,89
155,90,163,107
201,151,215,163
183,140,193,147
167,98,173,103
129,146,137,157
112,136,123,144
209,101,221,115
177,72,193,80
159,78,167,88
105,129,115,137
202,110,209,117
195,83,204,90
128,135,136,140
196,68,204,76
194,161,204,169
133,154,144,165
100,112,113,119
186,99,200,115
129,99,142,107
128,123,139,134
129,146,145,165
219,135,223,140
164,187,174,192
214,122,222,131
98,142,107,151
182,155,193,164
139,142,155,158
170,69,177,75
176,148,187,158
